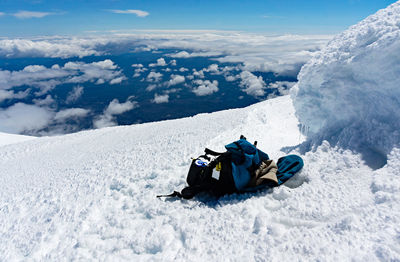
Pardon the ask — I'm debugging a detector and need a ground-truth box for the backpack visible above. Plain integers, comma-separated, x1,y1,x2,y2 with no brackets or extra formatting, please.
157,136,304,199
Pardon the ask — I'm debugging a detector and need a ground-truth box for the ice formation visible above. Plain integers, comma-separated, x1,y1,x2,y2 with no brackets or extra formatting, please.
292,1,400,168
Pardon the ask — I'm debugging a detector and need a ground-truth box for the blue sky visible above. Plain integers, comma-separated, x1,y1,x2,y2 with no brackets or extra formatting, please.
0,0,397,36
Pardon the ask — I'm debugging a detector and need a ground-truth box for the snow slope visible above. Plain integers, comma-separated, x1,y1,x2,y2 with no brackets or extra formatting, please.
0,132,35,147
292,1,400,169
1,95,399,261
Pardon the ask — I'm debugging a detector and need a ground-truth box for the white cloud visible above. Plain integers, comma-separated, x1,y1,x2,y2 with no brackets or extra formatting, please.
239,71,266,97
169,51,190,58
146,71,163,82
110,76,125,84
206,64,219,72
149,58,167,67
146,84,157,91
0,38,100,58
33,95,55,106
179,67,188,72
23,64,47,72
133,67,147,77
0,59,125,96
152,93,169,104
13,11,54,19
92,114,115,129
192,69,205,79
0,103,54,134
0,12,5,16
167,75,185,86
109,9,149,17
170,59,177,66
168,51,223,58
201,64,223,75
132,63,143,68
0,89,29,102
192,80,219,96
94,97,138,128
267,81,296,97
225,75,238,82
221,66,237,72
105,98,137,115
0,65,68,90
165,88,180,94
54,108,90,121
66,86,84,104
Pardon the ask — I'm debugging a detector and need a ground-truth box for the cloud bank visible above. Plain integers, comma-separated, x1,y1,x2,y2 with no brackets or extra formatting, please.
0,33,331,76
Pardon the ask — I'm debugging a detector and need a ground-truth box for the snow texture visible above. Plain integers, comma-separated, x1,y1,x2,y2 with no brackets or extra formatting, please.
292,1,400,169
0,132,35,147
1,95,399,261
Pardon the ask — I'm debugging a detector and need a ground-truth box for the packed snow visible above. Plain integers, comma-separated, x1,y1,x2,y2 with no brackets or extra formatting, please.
1,2,400,261
1,94,399,261
292,1,400,169
0,132,35,147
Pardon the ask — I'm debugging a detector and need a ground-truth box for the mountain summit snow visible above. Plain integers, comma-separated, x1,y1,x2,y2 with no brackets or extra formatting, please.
292,1,400,168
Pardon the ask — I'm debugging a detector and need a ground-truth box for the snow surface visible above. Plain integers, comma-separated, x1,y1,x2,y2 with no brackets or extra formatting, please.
292,1,400,169
1,95,399,261
0,132,35,147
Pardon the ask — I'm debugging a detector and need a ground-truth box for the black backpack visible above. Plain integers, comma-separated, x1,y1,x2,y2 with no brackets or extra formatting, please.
157,148,237,199
157,135,261,199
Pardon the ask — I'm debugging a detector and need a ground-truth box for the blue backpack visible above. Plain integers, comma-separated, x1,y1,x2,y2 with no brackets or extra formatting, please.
157,136,304,199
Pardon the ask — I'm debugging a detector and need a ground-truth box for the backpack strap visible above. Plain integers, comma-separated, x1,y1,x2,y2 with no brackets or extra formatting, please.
204,148,224,156
157,191,183,198
157,184,212,199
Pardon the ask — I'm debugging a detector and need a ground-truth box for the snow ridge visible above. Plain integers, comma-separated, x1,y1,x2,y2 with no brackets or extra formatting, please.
292,1,400,168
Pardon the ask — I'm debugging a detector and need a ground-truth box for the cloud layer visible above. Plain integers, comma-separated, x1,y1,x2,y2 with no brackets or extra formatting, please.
0,32,332,76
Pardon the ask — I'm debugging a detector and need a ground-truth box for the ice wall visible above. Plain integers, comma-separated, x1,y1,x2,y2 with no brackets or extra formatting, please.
291,1,400,168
